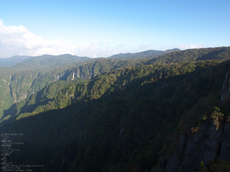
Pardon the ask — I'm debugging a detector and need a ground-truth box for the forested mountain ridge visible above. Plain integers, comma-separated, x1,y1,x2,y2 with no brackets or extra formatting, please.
0,48,179,68
1,46,230,121
0,57,143,118
13,54,90,69
108,48,180,60
1,47,230,171
156,62,230,172
0,54,90,68
0,53,91,118
1,59,230,171
144,46,230,64
1,45,229,120
0,48,182,119
0,55,30,67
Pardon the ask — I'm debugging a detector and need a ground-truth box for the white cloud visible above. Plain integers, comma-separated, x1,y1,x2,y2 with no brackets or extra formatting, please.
0,20,27,34
0,20,126,58
178,44,205,50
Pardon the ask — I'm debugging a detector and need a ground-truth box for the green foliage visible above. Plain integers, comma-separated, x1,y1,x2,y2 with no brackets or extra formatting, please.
1,46,230,119
13,54,90,69
199,161,205,170
145,46,230,65
211,107,224,130
1,47,230,171
109,48,180,60
209,159,230,172
197,159,230,172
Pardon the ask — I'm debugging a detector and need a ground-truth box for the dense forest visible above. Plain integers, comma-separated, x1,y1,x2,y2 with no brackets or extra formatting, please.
1,47,230,172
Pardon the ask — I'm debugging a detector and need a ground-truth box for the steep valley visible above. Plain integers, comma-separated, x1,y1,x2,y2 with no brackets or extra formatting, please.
1,47,230,171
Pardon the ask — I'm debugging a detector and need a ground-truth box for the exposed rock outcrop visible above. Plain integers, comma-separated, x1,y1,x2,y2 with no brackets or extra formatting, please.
164,120,226,172
221,67,230,101
163,67,230,172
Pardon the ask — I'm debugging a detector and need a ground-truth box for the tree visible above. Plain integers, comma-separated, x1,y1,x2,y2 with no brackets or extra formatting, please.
211,107,224,130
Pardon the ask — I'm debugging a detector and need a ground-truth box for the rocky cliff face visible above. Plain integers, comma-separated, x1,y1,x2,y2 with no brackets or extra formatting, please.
162,67,230,172
221,67,230,101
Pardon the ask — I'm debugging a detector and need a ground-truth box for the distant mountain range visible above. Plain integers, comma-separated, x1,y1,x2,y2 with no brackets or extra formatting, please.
109,48,181,60
0,49,181,67
0,55,30,67
0,54,90,68
1,47,230,171
13,54,90,69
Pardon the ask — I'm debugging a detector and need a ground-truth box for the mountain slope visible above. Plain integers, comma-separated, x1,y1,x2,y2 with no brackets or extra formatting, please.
1,58,230,171
1,46,230,122
0,57,139,118
155,62,230,172
1,47,230,171
145,46,230,64
109,48,180,60
1,46,230,119
0,55,30,67
13,54,90,69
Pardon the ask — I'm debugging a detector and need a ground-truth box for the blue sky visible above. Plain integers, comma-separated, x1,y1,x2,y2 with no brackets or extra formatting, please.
0,0,229,58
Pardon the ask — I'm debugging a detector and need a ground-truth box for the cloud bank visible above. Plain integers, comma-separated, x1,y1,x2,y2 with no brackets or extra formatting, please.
0,20,207,58
0,20,126,58
178,44,204,50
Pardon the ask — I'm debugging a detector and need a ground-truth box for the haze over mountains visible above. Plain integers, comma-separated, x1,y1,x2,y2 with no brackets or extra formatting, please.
108,48,181,59
0,54,90,68
0,55,30,67
1,46,230,172
0,48,180,67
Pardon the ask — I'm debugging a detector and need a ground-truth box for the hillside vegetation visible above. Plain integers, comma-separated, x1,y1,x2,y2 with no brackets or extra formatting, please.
1,47,230,172
0,55,29,67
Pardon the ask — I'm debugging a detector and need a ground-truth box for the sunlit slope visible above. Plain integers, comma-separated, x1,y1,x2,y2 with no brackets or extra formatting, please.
1,46,230,120
1,58,230,171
